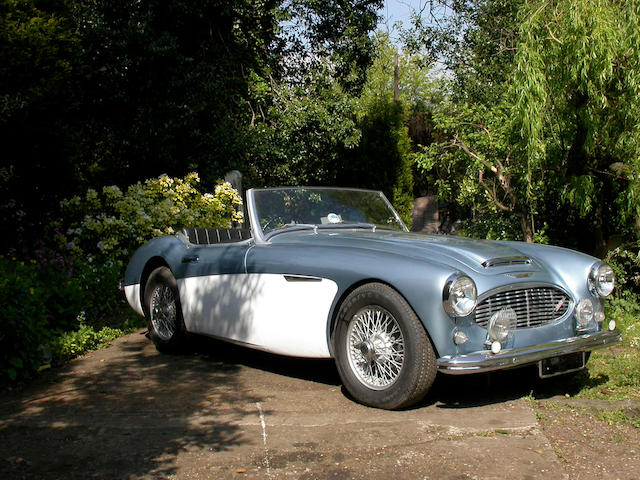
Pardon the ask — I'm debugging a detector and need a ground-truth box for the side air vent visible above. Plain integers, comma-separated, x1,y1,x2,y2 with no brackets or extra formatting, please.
482,256,531,268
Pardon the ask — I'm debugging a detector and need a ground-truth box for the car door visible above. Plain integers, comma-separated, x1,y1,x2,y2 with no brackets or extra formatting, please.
241,243,338,357
176,242,251,339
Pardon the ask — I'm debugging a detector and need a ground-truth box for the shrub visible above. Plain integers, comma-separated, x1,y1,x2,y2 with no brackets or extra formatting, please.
60,173,243,267
0,257,48,384
605,242,640,296
59,173,243,326
1,173,242,386
0,253,85,385
50,323,124,363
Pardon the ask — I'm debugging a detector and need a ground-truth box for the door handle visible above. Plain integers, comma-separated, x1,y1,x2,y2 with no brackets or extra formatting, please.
181,254,199,263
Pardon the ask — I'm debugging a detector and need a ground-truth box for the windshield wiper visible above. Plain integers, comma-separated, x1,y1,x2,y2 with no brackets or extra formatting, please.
265,222,382,240
315,223,376,232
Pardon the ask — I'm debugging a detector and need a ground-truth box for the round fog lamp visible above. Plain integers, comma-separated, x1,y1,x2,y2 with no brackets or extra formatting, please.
488,308,517,343
453,329,469,345
576,298,594,330
491,341,502,354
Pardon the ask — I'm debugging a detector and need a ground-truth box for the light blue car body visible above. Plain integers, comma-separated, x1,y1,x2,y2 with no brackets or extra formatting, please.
124,187,621,374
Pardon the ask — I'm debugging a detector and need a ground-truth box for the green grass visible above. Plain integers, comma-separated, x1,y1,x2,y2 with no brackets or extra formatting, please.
595,408,634,427
49,315,144,364
529,294,640,430
571,294,640,401
530,295,639,403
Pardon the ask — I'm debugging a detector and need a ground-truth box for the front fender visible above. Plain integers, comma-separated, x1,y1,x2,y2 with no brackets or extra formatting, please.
245,243,459,357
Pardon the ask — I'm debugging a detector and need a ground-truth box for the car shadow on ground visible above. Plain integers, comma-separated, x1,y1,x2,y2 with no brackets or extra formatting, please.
189,334,608,410
0,333,611,479
190,334,341,387
0,332,263,480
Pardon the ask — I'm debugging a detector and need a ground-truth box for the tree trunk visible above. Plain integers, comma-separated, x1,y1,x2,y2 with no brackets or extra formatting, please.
519,210,534,243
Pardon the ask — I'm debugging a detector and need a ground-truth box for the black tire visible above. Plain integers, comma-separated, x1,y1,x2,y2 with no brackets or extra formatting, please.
333,283,437,410
143,266,188,353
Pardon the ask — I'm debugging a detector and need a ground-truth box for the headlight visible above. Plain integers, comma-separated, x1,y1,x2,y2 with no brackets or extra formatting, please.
589,263,615,297
443,274,477,317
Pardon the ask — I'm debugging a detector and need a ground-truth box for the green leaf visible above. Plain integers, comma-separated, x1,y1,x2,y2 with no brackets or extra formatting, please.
10,356,23,369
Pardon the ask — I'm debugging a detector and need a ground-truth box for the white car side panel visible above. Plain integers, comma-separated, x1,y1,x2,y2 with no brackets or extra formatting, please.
177,274,338,358
124,284,143,316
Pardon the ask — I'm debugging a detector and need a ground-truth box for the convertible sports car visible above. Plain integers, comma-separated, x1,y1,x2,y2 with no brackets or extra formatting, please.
124,186,621,409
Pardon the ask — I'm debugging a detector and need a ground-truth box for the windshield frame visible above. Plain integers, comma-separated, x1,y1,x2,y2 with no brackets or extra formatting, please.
246,187,408,244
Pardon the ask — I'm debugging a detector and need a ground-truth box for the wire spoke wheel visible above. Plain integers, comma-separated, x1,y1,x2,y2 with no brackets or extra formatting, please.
346,306,405,390
335,283,436,409
150,284,177,341
144,266,188,353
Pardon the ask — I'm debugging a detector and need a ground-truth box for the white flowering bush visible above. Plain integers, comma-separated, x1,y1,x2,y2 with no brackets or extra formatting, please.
57,173,243,326
61,173,243,266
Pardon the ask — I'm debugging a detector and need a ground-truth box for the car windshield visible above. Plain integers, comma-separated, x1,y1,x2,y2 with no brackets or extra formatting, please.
250,187,407,237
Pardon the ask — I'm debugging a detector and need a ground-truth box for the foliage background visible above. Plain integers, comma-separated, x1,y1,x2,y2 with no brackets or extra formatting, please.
2,0,640,386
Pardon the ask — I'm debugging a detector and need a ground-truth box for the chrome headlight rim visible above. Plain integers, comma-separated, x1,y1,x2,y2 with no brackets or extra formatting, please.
443,273,477,317
588,262,615,298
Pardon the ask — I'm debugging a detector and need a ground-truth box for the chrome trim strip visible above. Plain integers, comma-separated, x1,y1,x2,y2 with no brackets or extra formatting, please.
482,256,531,268
246,188,267,244
284,274,322,282
437,329,621,374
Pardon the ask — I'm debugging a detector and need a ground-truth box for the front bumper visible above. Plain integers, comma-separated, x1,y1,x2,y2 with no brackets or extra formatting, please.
437,329,621,374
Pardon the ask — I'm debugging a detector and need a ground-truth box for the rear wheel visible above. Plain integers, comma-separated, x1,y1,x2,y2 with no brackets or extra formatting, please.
144,266,188,353
334,283,437,409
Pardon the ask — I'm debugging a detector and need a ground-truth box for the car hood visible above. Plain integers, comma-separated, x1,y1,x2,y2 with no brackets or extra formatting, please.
269,230,535,273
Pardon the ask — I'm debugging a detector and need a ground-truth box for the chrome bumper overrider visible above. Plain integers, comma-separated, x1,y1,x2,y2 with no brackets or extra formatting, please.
437,329,622,374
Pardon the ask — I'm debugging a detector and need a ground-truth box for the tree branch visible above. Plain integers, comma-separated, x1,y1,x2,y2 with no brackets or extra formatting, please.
478,170,513,212
545,23,563,44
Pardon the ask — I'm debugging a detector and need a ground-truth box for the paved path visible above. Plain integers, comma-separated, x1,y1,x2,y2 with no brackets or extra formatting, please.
0,331,568,479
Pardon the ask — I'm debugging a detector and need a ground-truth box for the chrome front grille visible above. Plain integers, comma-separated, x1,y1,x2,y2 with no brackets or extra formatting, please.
475,286,572,329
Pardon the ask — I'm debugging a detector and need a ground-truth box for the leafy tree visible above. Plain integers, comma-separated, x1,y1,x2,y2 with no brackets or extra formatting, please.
243,69,361,187
339,33,435,224
74,0,281,187
0,0,85,248
1,0,385,253
403,0,524,105
410,0,640,251
415,98,540,242
511,0,640,253
277,0,383,94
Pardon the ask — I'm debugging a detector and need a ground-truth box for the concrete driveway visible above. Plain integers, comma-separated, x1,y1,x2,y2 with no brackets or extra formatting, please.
0,331,568,479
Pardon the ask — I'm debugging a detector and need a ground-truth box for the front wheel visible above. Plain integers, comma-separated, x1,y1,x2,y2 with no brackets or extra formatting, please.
334,283,437,409
144,266,188,353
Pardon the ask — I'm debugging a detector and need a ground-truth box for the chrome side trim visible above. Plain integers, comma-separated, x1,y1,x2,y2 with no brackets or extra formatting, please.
437,329,621,374
284,274,322,282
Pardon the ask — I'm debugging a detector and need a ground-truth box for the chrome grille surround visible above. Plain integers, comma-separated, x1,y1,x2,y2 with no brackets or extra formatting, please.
475,284,573,330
